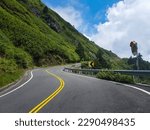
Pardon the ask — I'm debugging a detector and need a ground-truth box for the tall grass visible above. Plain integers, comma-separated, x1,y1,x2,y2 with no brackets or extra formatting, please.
0,69,24,88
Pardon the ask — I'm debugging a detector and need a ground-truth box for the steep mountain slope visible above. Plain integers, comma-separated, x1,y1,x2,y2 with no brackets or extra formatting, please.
0,0,128,87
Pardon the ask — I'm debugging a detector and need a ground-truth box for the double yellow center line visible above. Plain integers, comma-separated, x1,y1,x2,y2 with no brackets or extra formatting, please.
29,70,65,113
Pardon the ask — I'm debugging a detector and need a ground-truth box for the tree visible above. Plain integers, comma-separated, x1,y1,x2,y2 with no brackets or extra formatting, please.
128,53,150,70
75,42,85,60
96,49,111,69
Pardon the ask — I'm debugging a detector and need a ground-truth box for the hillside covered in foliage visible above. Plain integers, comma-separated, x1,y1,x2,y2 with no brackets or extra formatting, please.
1,0,149,87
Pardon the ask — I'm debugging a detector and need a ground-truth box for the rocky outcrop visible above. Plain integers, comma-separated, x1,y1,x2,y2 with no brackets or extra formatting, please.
43,14,61,33
30,7,41,17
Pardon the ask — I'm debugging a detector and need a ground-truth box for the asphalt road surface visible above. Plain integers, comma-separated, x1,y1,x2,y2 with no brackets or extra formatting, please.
0,66,150,113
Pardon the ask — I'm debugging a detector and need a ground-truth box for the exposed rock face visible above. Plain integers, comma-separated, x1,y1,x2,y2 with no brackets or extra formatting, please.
30,7,41,17
43,14,61,33
29,5,61,33
17,0,28,4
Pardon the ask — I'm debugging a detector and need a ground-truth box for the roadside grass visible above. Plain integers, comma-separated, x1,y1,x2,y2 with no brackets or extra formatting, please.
0,69,24,88
134,76,150,85
96,71,135,84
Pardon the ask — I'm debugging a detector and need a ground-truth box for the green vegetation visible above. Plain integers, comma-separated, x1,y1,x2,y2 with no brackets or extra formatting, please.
123,54,150,70
0,30,31,88
0,31,32,68
0,0,80,65
123,55,150,84
0,70,24,87
96,71,135,84
81,61,90,69
0,0,129,87
136,76,150,85
0,58,24,87
0,0,149,87
81,49,131,70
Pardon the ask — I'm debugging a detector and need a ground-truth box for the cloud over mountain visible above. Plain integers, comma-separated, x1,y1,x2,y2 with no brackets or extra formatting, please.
51,6,83,29
91,0,150,61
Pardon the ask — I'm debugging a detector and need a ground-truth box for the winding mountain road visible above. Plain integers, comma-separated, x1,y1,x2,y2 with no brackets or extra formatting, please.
0,66,150,113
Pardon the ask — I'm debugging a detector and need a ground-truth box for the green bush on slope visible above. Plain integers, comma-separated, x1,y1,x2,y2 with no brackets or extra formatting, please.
0,58,24,87
0,30,32,68
0,0,131,88
96,71,134,84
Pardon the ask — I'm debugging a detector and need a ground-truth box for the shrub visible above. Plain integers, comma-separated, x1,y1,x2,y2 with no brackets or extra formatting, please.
0,41,33,68
0,58,17,73
0,58,24,87
96,71,134,84
81,61,89,69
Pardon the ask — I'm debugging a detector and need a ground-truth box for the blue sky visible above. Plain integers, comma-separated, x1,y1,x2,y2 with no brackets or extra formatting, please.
41,0,150,61
42,0,121,34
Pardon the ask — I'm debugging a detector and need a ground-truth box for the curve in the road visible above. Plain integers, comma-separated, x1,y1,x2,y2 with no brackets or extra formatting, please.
29,70,65,113
65,70,150,96
122,84,150,96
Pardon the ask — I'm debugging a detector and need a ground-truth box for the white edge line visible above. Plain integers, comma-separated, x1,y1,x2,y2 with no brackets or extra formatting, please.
123,84,150,96
107,80,150,96
0,71,33,98
63,69,150,96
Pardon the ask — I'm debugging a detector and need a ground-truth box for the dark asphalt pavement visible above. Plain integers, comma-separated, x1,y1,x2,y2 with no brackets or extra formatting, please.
0,66,150,113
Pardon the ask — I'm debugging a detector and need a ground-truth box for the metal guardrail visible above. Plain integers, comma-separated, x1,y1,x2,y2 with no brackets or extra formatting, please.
63,67,150,76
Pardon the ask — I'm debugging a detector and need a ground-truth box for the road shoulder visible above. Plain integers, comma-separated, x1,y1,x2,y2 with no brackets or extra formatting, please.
0,70,32,97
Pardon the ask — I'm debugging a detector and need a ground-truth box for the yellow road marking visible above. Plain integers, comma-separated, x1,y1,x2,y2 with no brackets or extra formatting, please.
29,70,65,113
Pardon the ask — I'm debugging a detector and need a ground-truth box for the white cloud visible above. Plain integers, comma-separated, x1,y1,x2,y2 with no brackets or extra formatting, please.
51,6,83,29
91,0,150,61
83,33,91,40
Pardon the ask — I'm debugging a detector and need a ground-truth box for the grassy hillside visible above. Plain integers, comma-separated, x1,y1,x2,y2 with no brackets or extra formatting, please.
0,0,129,87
